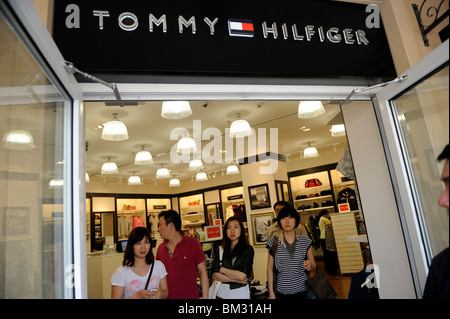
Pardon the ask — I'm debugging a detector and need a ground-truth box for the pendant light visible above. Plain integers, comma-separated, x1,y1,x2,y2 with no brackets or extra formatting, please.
161,101,192,119
189,159,204,171
2,129,35,150
177,136,197,153
196,172,208,181
303,143,319,158
169,178,181,187
229,113,253,138
101,158,119,174
330,124,346,137
298,101,325,119
135,146,153,165
101,113,129,141
226,164,240,175
128,174,142,185
156,167,170,179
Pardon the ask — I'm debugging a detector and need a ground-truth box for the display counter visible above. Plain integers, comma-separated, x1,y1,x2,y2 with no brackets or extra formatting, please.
87,252,123,299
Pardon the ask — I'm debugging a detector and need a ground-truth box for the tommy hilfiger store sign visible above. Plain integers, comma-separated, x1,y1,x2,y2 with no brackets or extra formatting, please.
53,0,397,81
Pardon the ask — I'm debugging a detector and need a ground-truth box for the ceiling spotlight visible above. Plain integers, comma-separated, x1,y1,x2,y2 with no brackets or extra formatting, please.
229,113,253,138
226,164,240,175
196,172,208,181
161,101,192,119
101,113,129,141
2,129,35,150
135,146,153,165
101,158,119,174
298,101,325,119
330,124,346,137
303,143,319,158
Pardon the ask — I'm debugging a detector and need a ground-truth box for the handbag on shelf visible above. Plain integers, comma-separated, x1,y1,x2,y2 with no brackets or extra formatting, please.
208,246,224,299
306,266,338,299
305,178,322,188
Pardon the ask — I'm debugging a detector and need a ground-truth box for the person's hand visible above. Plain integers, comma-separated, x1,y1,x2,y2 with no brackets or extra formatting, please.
135,289,152,299
148,289,161,299
303,260,312,271
268,292,276,299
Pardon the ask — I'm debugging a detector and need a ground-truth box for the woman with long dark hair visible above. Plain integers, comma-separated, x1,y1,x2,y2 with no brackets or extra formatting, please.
111,227,168,299
211,216,254,299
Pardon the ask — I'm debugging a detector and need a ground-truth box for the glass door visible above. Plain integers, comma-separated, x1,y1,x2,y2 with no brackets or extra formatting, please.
0,1,84,298
374,40,449,298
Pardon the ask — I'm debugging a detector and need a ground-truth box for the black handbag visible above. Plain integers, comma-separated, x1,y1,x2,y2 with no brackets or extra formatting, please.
306,267,338,299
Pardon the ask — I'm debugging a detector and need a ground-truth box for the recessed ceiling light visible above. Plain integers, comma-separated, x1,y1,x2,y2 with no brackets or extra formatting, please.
299,126,311,132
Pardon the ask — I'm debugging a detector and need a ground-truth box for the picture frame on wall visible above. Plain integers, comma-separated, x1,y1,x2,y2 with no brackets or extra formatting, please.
250,212,275,246
248,183,271,210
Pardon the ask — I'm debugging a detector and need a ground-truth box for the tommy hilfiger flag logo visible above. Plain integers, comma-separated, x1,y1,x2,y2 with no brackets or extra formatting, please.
228,19,254,37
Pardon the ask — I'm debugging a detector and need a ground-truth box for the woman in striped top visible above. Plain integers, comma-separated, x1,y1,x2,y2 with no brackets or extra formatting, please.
266,206,316,299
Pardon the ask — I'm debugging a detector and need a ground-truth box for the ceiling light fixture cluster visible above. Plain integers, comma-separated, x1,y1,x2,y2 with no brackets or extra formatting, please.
94,100,344,186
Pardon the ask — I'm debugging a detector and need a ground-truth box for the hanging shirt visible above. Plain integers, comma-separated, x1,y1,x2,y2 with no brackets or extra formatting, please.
133,216,145,229
118,216,132,239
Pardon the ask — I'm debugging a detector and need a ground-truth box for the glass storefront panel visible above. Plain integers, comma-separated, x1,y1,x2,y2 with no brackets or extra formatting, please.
391,65,449,260
0,8,71,298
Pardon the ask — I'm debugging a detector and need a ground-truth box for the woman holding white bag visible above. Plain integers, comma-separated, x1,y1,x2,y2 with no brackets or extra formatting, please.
211,216,254,299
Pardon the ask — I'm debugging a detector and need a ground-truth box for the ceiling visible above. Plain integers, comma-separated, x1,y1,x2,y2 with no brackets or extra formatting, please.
85,100,347,184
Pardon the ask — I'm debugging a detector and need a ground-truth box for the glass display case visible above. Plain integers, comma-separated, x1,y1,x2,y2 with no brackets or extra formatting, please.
179,194,205,229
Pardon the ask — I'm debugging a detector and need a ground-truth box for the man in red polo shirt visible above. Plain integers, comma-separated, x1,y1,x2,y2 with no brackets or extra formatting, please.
156,210,209,299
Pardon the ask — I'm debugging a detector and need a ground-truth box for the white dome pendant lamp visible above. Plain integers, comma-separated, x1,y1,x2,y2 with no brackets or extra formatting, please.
101,157,119,174
2,129,35,150
303,143,319,158
101,113,129,141
229,113,253,138
135,146,153,165
161,101,192,119
298,101,325,119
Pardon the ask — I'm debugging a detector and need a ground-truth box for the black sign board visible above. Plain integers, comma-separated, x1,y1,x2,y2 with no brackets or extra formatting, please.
52,0,396,82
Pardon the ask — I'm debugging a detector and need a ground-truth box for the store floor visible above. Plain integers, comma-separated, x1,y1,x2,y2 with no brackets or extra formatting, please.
315,260,353,299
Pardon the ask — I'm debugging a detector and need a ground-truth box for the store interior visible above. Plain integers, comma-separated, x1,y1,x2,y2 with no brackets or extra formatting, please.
84,100,371,298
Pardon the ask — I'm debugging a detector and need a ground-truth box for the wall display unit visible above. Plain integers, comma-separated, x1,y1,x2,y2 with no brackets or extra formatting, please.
206,203,221,226
90,196,116,251
330,169,360,213
220,186,245,223
87,194,173,252
86,198,91,251
289,166,337,225
146,198,171,234
116,198,146,240
179,193,205,230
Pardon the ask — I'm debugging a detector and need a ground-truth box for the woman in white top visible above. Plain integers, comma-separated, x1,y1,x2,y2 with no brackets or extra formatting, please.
111,227,168,299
